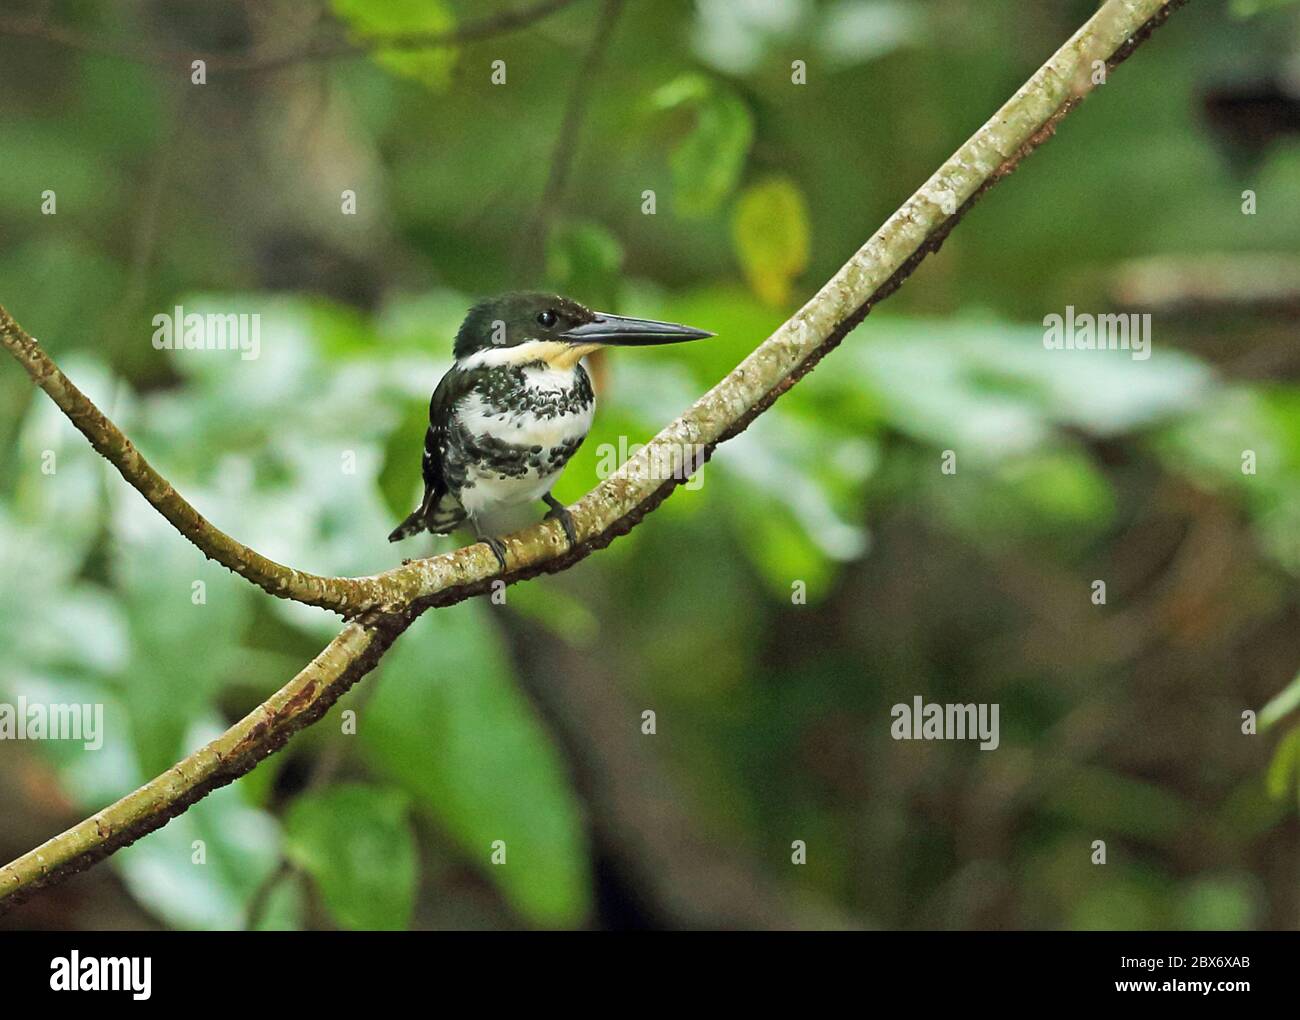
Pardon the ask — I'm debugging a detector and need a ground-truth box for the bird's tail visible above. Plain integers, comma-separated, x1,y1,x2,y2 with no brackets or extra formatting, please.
388,491,467,542
387,507,429,543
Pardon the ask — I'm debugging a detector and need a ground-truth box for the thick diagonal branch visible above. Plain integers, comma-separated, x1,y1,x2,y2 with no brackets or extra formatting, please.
0,618,408,908
0,0,1187,912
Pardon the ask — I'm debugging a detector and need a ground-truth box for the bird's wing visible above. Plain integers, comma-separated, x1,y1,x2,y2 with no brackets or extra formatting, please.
387,365,472,541
421,366,478,529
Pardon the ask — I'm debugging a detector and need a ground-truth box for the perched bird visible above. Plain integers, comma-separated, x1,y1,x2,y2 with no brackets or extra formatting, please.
389,292,713,569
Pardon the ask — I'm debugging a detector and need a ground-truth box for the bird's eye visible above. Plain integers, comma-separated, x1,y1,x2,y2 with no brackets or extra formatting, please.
537,310,557,328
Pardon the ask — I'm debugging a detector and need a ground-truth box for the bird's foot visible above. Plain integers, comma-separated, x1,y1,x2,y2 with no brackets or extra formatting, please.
480,535,509,573
542,493,578,548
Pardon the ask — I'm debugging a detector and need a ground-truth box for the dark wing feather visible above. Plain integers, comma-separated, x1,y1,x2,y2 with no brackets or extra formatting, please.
387,365,473,541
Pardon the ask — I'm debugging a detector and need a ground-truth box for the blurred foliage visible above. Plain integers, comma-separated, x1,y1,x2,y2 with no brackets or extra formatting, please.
653,73,755,218
330,0,459,89
0,0,1298,930
284,784,417,930
732,177,810,305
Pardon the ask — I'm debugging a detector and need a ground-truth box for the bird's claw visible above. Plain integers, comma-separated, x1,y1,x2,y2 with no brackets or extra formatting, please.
543,497,578,549
481,536,509,572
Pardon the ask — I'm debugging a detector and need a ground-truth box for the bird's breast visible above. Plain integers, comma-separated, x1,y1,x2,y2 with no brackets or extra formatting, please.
459,385,594,451
452,364,595,513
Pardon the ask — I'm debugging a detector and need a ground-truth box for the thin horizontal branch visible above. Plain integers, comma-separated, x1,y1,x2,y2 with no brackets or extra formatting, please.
0,308,392,617
0,0,1186,912
0,0,581,74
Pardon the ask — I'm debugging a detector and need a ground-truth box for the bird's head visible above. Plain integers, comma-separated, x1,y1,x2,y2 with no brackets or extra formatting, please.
453,292,713,367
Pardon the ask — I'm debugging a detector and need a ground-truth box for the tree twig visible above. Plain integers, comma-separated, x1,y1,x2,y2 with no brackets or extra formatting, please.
0,306,392,617
0,0,583,74
0,0,1188,913
515,0,627,276
243,858,296,931
243,678,382,930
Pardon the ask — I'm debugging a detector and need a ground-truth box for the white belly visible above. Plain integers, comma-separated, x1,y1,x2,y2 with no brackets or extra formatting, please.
458,471,558,526
455,386,593,522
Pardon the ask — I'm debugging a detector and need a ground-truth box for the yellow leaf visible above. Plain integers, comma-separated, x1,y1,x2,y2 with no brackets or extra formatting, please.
731,177,810,307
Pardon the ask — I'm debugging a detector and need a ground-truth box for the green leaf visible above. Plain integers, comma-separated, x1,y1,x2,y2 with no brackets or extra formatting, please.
378,399,431,522
722,410,872,589
308,300,379,361
1260,671,1300,731
362,600,591,927
507,580,599,647
815,0,923,67
1070,871,1166,930
44,705,301,932
654,75,753,217
283,783,417,931
118,779,299,931
12,356,119,572
845,316,1211,451
651,73,712,110
1229,0,1300,17
1176,875,1259,930
1265,727,1300,803
111,496,252,776
330,0,458,90
732,177,811,306
1154,387,1300,573
546,220,624,312
934,450,1117,549
1045,766,1191,840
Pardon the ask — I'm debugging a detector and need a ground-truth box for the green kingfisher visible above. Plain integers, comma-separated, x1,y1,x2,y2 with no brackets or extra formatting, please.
388,292,713,569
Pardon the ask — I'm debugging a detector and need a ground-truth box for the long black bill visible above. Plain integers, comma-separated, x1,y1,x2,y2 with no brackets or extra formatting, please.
559,312,714,347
